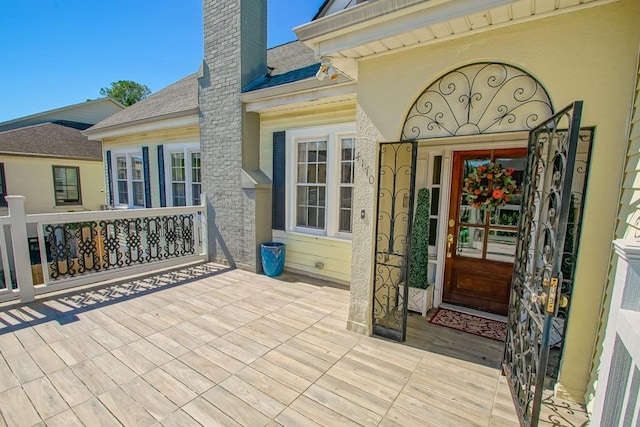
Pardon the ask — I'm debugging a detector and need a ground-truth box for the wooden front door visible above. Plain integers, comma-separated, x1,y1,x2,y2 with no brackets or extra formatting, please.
443,148,527,315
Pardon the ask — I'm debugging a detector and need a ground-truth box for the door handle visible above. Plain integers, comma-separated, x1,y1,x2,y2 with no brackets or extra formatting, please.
447,234,454,258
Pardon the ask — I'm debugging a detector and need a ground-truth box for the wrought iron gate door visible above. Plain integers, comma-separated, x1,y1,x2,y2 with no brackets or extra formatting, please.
503,102,583,426
372,141,417,342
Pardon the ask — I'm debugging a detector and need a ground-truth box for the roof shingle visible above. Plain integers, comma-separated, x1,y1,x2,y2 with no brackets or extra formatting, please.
0,123,102,161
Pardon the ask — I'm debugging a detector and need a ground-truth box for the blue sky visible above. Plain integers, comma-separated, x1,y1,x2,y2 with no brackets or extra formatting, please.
0,1,322,122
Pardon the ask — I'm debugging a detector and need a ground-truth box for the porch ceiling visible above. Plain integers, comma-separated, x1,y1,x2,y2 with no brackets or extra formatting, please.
295,0,619,79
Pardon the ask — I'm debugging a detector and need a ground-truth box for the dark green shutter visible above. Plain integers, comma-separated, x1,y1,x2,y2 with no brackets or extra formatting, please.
157,145,166,207
142,146,152,208
105,150,113,206
272,131,286,230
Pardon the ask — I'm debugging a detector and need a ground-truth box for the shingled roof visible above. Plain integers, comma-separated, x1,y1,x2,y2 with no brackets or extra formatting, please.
244,41,319,93
86,41,317,132
0,123,102,161
87,73,199,132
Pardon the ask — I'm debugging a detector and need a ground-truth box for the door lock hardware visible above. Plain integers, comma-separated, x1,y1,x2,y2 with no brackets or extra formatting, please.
448,219,455,227
546,277,559,314
446,233,454,258
531,292,547,305
559,295,569,309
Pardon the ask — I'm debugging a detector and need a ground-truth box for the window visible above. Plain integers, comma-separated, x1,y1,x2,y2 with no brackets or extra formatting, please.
0,163,6,207
164,143,201,206
113,151,145,208
52,166,81,205
339,137,354,233
287,123,356,238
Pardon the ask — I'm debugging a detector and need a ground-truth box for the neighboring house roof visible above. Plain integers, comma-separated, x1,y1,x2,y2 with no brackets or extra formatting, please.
87,73,199,133
313,0,363,20
0,98,124,133
0,123,102,161
243,41,318,92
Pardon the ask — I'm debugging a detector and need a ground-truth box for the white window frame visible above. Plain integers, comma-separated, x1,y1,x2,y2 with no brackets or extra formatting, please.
163,142,201,207
111,148,145,209
285,123,356,239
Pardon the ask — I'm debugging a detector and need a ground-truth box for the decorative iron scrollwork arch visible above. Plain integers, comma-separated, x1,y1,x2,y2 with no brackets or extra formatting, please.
402,63,553,140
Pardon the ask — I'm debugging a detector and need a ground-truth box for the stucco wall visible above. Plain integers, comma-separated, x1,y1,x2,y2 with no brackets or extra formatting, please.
352,0,640,403
0,155,105,214
260,102,356,283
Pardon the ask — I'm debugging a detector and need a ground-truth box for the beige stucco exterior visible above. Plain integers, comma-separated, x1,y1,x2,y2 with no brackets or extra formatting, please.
344,0,640,404
259,102,356,283
0,155,105,215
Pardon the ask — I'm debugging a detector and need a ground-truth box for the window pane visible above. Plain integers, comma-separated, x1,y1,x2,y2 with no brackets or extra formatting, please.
192,184,201,205
432,155,442,185
172,183,186,206
297,164,306,183
171,153,185,181
429,218,438,246
133,182,145,207
307,165,317,183
191,152,201,183
339,209,351,233
486,229,517,263
116,157,127,179
318,163,326,183
430,188,439,216
318,207,325,228
457,226,484,259
340,187,352,209
318,186,326,207
341,164,352,184
132,157,143,180
341,138,354,160
297,206,307,227
297,186,308,205
53,167,80,204
339,187,352,233
297,143,307,162
118,181,128,204
317,142,327,162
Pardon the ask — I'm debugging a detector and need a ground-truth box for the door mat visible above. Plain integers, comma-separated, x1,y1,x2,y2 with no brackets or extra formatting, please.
428,307,507,341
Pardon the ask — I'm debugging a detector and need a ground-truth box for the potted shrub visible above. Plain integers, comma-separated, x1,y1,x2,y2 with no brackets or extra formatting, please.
401,187,434,316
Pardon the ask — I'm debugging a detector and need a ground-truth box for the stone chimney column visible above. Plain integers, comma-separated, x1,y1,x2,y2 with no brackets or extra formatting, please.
199,0,269,271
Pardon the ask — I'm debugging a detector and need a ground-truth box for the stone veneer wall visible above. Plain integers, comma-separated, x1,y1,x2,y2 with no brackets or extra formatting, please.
199,0,267,271
347,104,383,334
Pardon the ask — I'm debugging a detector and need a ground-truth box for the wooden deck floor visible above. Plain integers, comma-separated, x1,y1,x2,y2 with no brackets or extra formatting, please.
0,263,587,426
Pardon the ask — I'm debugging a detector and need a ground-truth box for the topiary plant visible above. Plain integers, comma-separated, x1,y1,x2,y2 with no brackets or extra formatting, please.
409,187,430,289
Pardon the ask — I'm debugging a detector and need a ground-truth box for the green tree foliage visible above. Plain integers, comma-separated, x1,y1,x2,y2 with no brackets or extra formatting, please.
409,188,430,289
99,80,151,106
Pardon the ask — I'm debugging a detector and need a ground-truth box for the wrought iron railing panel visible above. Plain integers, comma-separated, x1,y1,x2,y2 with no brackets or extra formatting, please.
372,141,417,342
503,102,584,426
37,207,204,284
402,63,553,140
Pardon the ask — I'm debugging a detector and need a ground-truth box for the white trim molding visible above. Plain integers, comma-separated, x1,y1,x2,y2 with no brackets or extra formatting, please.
285,122,356,239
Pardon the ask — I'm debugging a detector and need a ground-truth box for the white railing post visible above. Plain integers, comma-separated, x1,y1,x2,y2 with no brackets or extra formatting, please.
6,196,34,303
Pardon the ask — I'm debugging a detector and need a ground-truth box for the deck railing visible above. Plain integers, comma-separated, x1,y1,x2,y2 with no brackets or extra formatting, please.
0,196,207,303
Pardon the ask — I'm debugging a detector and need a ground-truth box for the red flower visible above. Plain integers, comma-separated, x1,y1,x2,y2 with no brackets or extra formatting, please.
492,189,504,199
487,173,493,179
506,168,515,176
474,189,481,195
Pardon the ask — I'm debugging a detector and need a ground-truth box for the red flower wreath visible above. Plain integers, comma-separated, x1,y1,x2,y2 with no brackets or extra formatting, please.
463,162,517,211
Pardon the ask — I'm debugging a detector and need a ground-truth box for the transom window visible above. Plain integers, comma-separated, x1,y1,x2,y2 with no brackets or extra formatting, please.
287,123,356,238
52,166,81,205
164,143,201,206
113,152,145,208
